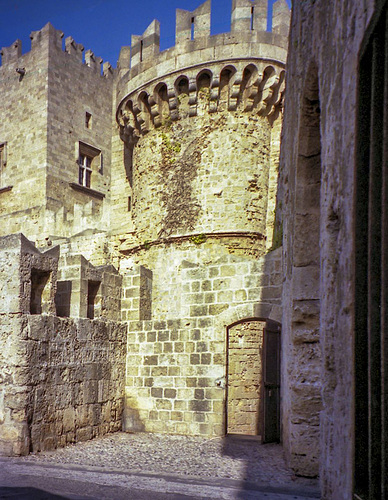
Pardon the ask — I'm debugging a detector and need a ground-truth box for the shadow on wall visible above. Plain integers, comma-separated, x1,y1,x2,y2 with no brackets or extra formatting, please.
122,407,146,433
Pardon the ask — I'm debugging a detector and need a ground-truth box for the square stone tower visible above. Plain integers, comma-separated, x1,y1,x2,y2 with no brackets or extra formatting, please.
0,23,114,243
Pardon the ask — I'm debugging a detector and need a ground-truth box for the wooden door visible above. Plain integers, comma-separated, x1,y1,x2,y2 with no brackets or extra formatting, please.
262,319,281,443
226,320,265,436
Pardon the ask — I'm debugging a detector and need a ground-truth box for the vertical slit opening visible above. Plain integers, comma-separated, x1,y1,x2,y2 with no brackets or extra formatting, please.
251,6,255,31
191,17,195,40
87,281,100,320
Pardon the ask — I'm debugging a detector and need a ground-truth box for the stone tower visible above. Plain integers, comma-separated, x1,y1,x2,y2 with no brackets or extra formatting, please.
0,0,291,458
0,23,114,246
112,0,290,437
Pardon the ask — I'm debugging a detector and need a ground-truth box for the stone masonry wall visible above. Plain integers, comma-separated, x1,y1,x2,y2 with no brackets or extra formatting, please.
0,315,126,456
0,23,114,244
0,33,49,238
280,0,376,495
0,234,126,456
129,113,272,243
122,248,282,437
45,27,114,240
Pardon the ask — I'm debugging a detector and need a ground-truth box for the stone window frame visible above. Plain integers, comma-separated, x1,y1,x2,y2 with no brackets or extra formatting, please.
69,141,104,199
77,141,102,188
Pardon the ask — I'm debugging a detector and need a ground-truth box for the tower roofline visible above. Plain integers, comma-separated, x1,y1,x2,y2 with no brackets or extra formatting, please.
118,0,290,79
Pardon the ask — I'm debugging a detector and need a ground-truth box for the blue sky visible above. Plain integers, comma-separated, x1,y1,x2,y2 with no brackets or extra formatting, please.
0,0,291,68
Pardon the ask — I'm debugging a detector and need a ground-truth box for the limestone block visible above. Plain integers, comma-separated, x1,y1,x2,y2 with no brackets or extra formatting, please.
292,265,320,300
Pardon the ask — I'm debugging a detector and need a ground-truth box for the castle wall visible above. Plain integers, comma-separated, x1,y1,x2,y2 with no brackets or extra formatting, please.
111,0,289,440
0,0,292,456
0,315,126,456
45,33,114,240
121,247,282,436
0,23,114,244
130,113,272,242
0,37,49,238
0,234,126,456
280,0,376,493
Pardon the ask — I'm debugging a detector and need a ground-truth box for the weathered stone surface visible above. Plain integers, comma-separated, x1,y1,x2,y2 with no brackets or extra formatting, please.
279,0,377,495
227,321,265,436
0,0,289,461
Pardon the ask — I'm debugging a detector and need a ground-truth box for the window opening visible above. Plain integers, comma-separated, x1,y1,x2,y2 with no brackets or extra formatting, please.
251,7,255,31
30,270,51,315
77,142,101,189
191,17,195,40
0,144,4,187
0,142,6,187
128,196,131,211
78,153,92,188
190,17,195,40
55,280,72,317
85,112,92,129
140,40,143,62
87,280,100,319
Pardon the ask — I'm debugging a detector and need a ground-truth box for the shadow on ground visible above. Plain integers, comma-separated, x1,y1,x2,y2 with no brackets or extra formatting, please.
0,486,70,499
221,435,320,499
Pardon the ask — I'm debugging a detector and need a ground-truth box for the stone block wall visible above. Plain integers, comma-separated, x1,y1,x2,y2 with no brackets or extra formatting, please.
0,315,126,456
123,316,225,436
279,0,377,493
0,233,126,457
0,234,59,316
0,22,114,244
0,33,49,238
45,27,114,239
121,245,282,323
56,251,122,321
123,247,282,436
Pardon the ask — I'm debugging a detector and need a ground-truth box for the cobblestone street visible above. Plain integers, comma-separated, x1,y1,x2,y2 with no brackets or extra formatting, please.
0,432,320,499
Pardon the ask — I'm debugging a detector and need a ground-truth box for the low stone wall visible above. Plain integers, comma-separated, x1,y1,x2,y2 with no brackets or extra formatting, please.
0,315,126,456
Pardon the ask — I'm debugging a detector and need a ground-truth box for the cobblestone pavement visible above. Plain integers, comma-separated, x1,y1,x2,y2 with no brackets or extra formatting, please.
0,432,320,499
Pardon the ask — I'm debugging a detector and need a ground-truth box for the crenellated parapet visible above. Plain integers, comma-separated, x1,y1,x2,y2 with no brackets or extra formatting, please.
0,22,113,79
231,0,268,32
116,0,290,142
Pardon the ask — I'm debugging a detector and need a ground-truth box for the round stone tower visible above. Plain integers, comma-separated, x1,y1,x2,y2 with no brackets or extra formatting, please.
113,0,290,438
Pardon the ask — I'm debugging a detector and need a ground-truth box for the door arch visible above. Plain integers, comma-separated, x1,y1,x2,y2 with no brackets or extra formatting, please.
226,318,281,442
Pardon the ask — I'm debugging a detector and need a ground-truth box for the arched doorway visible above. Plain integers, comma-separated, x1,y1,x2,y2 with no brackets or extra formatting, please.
226,318,281,442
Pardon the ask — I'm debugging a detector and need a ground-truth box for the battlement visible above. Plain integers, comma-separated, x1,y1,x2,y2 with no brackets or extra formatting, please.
119,0,290,75
0,22,113,78
116,0,290,138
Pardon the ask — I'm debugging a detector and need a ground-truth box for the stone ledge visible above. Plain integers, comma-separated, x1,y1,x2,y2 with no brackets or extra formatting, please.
69,183,105,200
